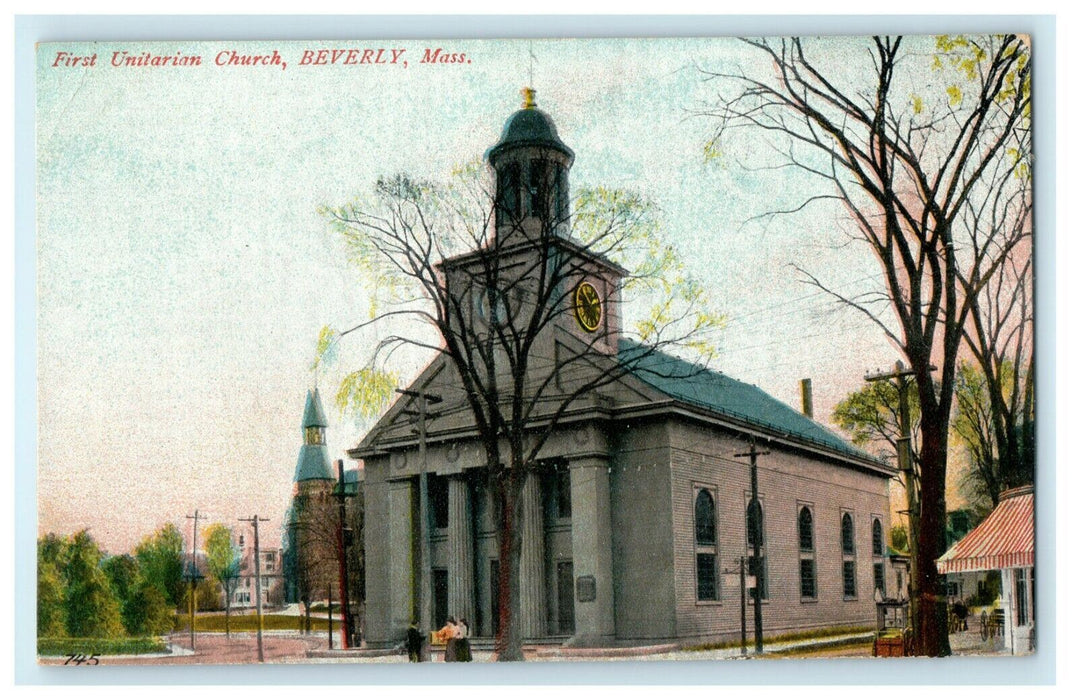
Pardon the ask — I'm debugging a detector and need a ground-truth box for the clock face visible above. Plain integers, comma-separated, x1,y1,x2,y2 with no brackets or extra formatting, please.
574,281,603,333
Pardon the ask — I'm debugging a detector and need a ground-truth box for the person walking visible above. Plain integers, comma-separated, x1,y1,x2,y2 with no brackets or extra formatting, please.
405,622,423,662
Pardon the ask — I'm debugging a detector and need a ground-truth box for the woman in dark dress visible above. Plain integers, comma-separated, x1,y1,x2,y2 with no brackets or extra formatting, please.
455,618,472,662
438,617,458,662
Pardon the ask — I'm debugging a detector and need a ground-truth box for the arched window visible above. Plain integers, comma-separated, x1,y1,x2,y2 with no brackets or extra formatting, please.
694,488,718,601
695,491,716,545
798,507,814,551
841,512,857,598
798,505,816,599
871,517,886,595
745,499,768,599
841,513,855,554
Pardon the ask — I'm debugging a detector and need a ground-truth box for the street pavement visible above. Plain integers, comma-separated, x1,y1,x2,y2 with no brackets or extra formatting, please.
39,623,1017,666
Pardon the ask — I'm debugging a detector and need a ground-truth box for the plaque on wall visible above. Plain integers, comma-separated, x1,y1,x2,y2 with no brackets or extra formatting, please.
576,575,597,602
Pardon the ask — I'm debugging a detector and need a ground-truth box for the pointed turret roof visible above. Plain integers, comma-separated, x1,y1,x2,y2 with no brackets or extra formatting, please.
302,388,329,429
294,389,334,482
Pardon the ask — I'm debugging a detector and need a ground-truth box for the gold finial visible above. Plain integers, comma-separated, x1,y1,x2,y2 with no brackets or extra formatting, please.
521,87,536,110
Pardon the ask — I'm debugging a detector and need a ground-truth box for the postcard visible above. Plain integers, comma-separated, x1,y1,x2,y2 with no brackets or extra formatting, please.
34,33,1035,668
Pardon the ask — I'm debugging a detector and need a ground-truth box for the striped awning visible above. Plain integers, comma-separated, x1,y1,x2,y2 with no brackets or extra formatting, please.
936,485,1034,574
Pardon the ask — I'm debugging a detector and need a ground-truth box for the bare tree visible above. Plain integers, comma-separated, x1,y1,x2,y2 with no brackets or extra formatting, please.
955,164,1034,507
318,132,721,659
702,35,1030,655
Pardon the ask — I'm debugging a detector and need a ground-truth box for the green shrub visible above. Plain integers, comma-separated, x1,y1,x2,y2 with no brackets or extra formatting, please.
37,637,168,657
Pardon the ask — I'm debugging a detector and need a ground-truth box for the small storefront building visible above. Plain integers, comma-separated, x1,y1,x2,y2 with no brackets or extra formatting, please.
936,485,1034,654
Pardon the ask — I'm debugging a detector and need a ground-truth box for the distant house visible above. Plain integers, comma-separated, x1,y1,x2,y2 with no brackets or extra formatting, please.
232,533,284,609
937,485,1034,654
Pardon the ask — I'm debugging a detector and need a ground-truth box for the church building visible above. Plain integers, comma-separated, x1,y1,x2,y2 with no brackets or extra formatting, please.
353,91,894,649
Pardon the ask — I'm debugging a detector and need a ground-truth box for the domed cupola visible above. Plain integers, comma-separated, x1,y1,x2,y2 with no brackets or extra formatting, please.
485,88,573,238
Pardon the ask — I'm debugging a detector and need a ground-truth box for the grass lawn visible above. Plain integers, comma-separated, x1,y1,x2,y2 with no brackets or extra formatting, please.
177,613,338,633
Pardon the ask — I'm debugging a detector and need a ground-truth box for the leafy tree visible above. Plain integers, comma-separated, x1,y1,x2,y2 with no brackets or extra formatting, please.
705,34,1030,655
891,525,909,553
62,530,124,638
135,523,185,608
317,145,721,659
102,555,139,605
37,533,68,637
123,581,175,636
37,559,67,638
833,379,921,468
203,523,242,637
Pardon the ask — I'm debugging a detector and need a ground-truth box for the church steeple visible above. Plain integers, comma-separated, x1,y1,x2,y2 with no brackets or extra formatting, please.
294,389,333,482
485,88,574,239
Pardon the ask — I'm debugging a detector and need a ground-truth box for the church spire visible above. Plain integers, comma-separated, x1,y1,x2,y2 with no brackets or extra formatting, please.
294,389,333,482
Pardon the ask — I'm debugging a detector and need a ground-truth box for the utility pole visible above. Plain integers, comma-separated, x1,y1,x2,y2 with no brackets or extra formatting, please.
865,361,932,638
736,439,769,654
739,556,747,656
720,557,748,656
239,515,269,662
397,388,442,662
327,583,334,650
335,459,357,649
185,510,205,651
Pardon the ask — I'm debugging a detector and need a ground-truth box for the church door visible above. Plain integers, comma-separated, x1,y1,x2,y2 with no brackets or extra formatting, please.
433,568,449,629
556,560,575,635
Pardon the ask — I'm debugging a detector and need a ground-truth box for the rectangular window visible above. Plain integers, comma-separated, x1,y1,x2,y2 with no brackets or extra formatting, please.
429,475,449,529
556,466,572,519
696,553,717,601
529,159,548,216
843,561,857,598
800,558,816,599
874,563,886,596
496,163,520,224
1015,569,1028,626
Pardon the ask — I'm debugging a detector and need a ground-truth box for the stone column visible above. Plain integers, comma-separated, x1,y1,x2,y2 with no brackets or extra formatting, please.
520,471,547,639
447,476,475,626
567,457,615,647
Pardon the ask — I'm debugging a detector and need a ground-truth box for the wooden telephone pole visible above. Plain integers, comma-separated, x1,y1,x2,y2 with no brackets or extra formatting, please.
184,510,205,651
239,514,270,662
397,388,442,662
865,361,932,629
735,439,769,654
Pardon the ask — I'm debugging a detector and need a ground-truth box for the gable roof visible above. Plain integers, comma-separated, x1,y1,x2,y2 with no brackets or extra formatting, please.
618,340,876,464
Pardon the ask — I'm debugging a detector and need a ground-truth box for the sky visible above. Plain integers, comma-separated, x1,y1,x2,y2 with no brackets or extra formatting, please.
37,37,930,555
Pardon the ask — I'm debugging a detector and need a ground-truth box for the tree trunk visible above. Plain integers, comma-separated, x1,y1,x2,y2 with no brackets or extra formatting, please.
913,409,952,656
493,471,525,661
225,596,231,639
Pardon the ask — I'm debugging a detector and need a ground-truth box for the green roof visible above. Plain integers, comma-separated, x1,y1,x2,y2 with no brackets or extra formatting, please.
294,444,334,482
302,389,328,429
619,340,874,463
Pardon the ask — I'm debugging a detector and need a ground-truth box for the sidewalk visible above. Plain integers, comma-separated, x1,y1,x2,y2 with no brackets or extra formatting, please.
304,632,876,663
